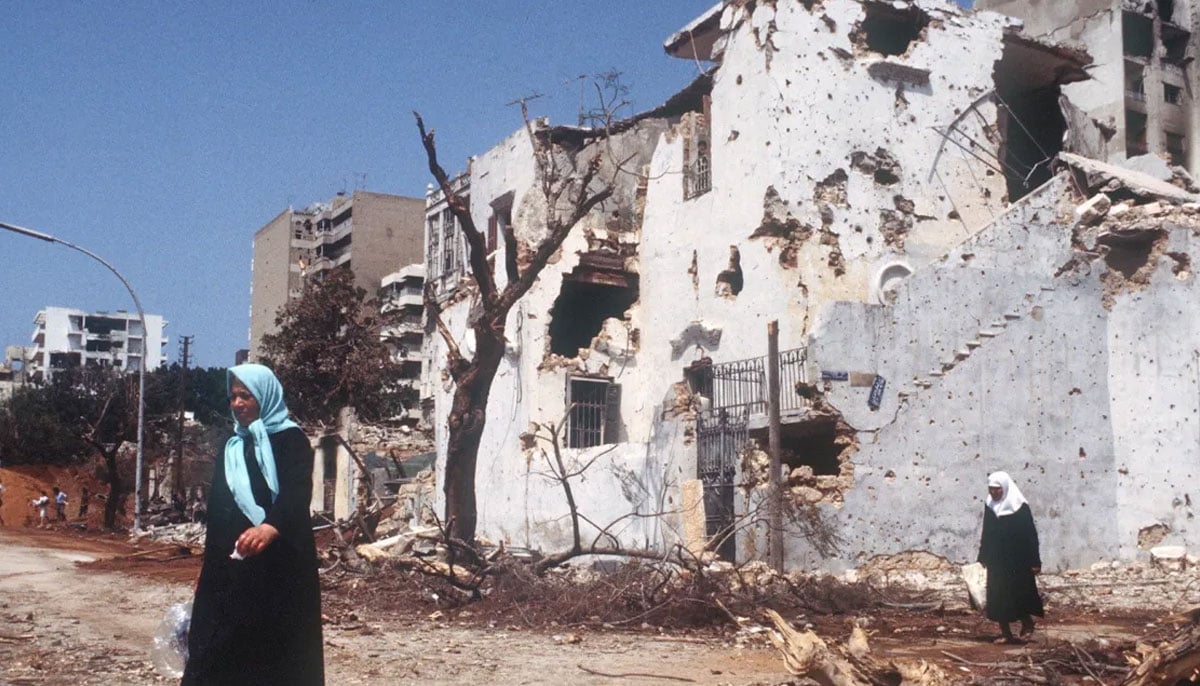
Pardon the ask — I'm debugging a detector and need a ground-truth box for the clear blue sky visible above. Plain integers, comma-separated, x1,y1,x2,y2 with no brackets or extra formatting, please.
1,0,972,368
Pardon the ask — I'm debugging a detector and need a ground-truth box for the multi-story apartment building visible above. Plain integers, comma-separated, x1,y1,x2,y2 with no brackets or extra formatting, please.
977,0,1199,174
248,190,425,357
379,264,428,403
28,306,168,383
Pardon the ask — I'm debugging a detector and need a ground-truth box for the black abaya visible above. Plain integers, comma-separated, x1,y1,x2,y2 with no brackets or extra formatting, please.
977,502,1044,623
182,427,324,685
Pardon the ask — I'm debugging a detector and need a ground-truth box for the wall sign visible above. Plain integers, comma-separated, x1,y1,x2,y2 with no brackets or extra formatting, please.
868,375,887,410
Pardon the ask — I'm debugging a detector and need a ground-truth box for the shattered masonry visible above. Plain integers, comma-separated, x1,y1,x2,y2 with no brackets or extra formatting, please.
423,0,1200,574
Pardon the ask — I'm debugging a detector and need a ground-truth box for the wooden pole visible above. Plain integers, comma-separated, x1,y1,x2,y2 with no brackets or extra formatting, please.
767,320,784,572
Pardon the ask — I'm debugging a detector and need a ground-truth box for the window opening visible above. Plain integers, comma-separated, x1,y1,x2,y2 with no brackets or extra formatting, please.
685,140,712,199
1123,12,1153,58
548,272,638,357
1165,83,1184,105
1167,131,1187,166
567,377,620,448
1163,25,1190,65
1126,110,1149,157
320,435,339,513
1159,0,1176,23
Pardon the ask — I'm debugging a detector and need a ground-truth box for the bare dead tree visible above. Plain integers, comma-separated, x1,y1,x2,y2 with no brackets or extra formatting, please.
414,81,631,545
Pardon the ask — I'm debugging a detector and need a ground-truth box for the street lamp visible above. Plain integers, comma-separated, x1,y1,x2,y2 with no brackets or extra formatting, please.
0,220,149,530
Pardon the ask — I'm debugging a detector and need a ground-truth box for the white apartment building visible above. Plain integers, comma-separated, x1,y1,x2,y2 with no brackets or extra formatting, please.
379,263,428,402
28,306,168,383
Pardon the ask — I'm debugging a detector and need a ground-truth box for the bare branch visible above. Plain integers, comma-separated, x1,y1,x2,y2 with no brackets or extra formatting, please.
414,111,499,307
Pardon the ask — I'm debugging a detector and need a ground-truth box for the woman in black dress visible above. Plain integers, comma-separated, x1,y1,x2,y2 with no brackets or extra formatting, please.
977,471,1043,644
182,364,324,685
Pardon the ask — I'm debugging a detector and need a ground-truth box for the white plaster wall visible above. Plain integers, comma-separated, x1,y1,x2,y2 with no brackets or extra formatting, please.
638,0,1025,409
1109,235,1200,559
428,0,1073,557
807,179,1200,571
428,122,695,551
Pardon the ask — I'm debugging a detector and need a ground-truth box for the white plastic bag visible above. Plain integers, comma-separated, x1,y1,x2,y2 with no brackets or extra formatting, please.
150,600,192,678
961,562,987,611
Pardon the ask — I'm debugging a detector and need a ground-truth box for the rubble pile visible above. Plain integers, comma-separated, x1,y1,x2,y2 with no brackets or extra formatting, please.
349,422,433,458
132,521,206,548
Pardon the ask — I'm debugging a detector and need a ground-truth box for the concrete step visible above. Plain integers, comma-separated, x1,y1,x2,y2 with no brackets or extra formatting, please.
966,339,982,349
979,330,1000,338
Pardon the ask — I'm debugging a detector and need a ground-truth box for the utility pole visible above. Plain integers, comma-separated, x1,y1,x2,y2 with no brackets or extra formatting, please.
174,335,193,505
766,320,784,572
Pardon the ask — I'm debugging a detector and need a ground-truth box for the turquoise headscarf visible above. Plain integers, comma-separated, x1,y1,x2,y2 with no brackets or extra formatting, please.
224,364,301,525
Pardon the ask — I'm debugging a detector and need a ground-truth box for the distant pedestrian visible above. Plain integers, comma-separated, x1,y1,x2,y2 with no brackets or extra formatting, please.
977,471,1044,643
53,487,67,521
0,482,6,525
31,492,49,527
79,487,90,518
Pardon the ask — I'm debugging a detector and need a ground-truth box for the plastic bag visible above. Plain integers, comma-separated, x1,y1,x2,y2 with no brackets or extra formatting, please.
150,600,192,678
961,562,987,611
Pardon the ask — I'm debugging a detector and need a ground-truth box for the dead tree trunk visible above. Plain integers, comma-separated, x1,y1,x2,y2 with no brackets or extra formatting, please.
415,107,612,546
98,444,124,530
441,332,504,541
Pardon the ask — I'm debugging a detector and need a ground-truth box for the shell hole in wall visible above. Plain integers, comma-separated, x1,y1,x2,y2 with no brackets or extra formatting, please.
548,268,639,357
854,2,930,57
992,38,1077,201
750,417,854,478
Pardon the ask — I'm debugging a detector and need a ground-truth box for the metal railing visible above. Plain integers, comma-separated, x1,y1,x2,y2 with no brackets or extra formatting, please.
698,346,809,416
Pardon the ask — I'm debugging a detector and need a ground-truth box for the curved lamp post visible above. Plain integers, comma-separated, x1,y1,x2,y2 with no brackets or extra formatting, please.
0,221,148,530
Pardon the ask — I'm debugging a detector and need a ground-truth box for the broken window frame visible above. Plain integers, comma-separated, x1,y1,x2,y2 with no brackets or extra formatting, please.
566,376,621,449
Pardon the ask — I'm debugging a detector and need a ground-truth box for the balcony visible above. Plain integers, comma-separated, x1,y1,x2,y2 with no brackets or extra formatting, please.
692,347,811,428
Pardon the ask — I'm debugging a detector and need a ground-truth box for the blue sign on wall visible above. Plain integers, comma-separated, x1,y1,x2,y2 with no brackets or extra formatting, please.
868,375,886,410
820,371,849,381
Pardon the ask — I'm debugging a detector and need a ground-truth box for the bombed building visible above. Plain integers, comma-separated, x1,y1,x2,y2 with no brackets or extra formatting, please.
425,0,1200,572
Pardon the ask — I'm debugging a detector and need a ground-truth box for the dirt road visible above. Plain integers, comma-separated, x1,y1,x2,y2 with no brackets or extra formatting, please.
0,529,790,685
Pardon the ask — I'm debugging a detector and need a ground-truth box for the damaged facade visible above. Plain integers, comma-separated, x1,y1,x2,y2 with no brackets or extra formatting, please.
426,0,1200,572
978,0,1200,176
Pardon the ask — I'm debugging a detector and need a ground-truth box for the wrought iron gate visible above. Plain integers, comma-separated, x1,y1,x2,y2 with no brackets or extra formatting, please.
692,348,807,561
697,405,748,561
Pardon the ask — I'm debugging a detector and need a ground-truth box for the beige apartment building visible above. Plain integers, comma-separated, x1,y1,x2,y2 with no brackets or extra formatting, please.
977,0,1200,175
248,190,425,357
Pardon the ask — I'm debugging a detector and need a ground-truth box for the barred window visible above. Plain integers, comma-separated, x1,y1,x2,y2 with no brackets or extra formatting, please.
567,378,621,448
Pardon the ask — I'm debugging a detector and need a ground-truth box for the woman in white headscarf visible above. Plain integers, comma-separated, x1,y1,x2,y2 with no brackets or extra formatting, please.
977,471,1043,643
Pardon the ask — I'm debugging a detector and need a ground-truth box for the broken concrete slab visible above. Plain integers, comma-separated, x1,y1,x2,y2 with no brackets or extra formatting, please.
1123,154,1174,183
1061,152,1200,204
